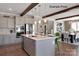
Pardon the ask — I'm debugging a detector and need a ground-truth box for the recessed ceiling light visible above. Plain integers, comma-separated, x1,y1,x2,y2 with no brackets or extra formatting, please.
8,8,12,11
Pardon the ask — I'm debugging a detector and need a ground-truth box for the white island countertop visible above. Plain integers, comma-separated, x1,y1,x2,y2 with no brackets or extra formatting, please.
22,34,55,40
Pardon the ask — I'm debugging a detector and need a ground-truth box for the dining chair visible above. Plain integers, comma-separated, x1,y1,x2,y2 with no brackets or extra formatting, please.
75,33,79,42
63,32,70,43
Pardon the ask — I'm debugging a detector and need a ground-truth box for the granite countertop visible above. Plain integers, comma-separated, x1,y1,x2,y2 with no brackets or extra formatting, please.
22,34,55,40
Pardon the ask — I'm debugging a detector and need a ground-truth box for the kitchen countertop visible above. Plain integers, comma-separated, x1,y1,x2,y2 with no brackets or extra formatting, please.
22,34,55,40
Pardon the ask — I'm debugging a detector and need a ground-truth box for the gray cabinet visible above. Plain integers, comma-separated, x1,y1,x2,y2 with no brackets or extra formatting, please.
16,17,25,26
0,34,22,45
0,17,14,28
3,35,11,44
0,17,8,28
8,18,14,28
0,35,4,45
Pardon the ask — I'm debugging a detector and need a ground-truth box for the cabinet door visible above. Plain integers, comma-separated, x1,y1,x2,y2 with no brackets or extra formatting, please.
0,35,4,45
9,35,15,44
3,34,22,45
0,17,8,28
8,18,14,28
3,35,10,45
23,37,35,55
16,17,25,26
9,34,21,44
3,34,15,44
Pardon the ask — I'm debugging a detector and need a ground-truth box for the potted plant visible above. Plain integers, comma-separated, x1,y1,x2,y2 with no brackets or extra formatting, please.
55,32,61,47
55,32,61,55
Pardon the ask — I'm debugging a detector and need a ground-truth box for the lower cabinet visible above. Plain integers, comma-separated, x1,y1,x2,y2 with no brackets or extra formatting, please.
23,37,35,56
0,34,22,45
22,36,55,56
3,35,12,44
0,35,4,45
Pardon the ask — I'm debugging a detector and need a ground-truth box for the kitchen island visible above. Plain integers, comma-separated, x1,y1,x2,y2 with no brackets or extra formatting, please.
21,34,55,56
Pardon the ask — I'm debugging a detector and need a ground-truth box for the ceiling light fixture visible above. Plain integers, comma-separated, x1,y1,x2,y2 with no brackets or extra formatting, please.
44,19,47,23
39,20,41,24
34,21,37,24
8,8,12,11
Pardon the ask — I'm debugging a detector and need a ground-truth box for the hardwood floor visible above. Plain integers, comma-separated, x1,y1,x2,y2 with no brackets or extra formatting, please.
0,42,77,56
55,42,77,56
0,43,28,56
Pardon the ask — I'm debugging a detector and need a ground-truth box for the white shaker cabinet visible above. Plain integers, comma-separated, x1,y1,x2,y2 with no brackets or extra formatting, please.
3,35,11,45
0,35,4,45
0,17,8,28
16,17,25,26
0,34,22,45
8,18,14,28
0,17,14,28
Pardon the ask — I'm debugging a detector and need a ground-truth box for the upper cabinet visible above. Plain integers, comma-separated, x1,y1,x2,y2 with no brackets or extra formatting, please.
16,16,35,26
0,16,14,28
0,16,34,28
0,17,8,28
7,17,14,28
16,17,25,26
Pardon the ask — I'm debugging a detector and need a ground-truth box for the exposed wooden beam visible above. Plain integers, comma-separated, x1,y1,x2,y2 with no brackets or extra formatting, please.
42,5,79,18
20,3,39,16
56,14,79,20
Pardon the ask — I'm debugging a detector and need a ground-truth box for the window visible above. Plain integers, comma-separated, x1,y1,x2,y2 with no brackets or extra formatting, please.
77,22,79,31
71,21,79,31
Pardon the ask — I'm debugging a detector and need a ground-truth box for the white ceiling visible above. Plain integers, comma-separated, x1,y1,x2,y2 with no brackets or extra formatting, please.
0,3,30,16
47,7,79,20
27,3,79,18
0,3,79,19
